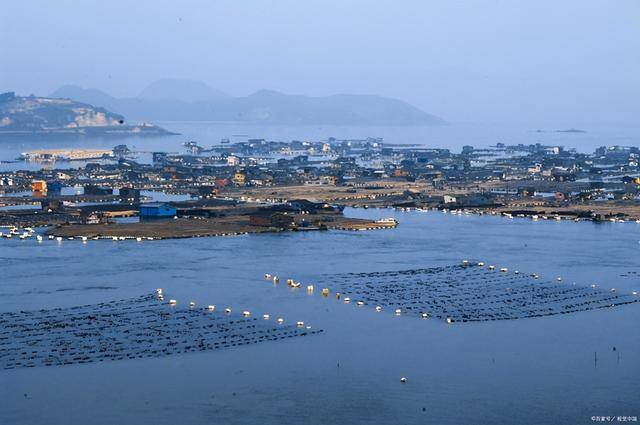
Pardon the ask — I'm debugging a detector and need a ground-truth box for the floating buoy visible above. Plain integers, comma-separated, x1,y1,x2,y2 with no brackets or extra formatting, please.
477,262,485,267
611,288,616,292
514,270,520,274
277,318,284,324
400,377,407,383
421,313,429,319
632,291,638,295
263,314,270,320
462,260,469,266
557,277,562,282
225,308,231,314
273,276,279,283
500,267,508,272
265,273,272,280
169,299,177,305
488,265,495,270
136,237,142,242
296,321,304,327
336,293,341,299
112,236,118,241
243,310,251,317
395,308,402,315
307,285,314,292
591,284,597,288
356,301,364,306
36,235,43,242
189,301,196,308
344,297,351,304
207,305,215,311
56,237,62,242
375,305,382,312
446,317,454,324
156,288,163,295
321,288,329,296
158,295,164,301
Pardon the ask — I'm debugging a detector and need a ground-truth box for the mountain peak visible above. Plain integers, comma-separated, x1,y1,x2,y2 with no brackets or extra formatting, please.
138,79,229,102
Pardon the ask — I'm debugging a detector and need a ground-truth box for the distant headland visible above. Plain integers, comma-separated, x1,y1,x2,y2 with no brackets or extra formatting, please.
50,79,446,126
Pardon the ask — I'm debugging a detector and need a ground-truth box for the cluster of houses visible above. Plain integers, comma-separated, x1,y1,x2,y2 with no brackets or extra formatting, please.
1,139,639,225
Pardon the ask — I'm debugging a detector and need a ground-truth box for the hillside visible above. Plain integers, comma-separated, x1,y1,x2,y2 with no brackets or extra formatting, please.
0,91,174,137
51,82,446,126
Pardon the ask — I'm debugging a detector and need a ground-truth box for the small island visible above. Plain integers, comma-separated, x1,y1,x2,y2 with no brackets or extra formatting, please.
0,91,176,138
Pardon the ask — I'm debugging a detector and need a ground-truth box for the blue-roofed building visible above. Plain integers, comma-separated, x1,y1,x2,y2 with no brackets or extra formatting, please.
139,203,176,219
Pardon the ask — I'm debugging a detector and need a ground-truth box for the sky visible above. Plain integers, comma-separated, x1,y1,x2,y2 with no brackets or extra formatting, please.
1,0,639,125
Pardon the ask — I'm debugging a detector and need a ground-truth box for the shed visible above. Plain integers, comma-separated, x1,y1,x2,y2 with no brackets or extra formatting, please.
139,203,176,218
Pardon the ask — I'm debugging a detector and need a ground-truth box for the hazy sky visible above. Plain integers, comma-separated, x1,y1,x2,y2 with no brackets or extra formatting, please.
1,0,638,125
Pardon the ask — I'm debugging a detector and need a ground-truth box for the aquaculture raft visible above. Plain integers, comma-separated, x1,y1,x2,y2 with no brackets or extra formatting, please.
315,264,638,322
0,294,321,369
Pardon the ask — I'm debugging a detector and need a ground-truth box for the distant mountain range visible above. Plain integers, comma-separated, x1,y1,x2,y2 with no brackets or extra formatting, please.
0,91,173,137
51,79,445,126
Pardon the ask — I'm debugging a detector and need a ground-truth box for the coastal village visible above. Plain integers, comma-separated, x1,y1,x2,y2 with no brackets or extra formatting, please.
1,138,639,240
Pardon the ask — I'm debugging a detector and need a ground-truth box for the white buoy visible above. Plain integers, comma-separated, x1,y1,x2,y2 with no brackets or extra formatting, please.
56,237,62,242
591,284,597,288
488,265,495,270
189,301,196,308
446,317,454,324
477,262,485,266
632,291,638,295
514,270,519,274
400,377,407,383
462,260,469,266
243,310,251,317
611,288,616,292
265,273,272,280
307,285,314,292
225,308,232,314
557,277,562,282
156,288,163,295
82,236,88,242
421,313,429,319
500,267,508,272
263,314,270,320
277,318,284,324
395,308,402,315
344,297,351,304
375,305,382,312
112,236,118,241
356,301,364,306
322,288,330,296
136,237,142,242
169,299,177,305
207,305,215,311
36,235,43,242
296,321,304,327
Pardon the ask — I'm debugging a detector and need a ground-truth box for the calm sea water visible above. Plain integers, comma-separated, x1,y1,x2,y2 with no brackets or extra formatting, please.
1,122,639,171
1,208,639,425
